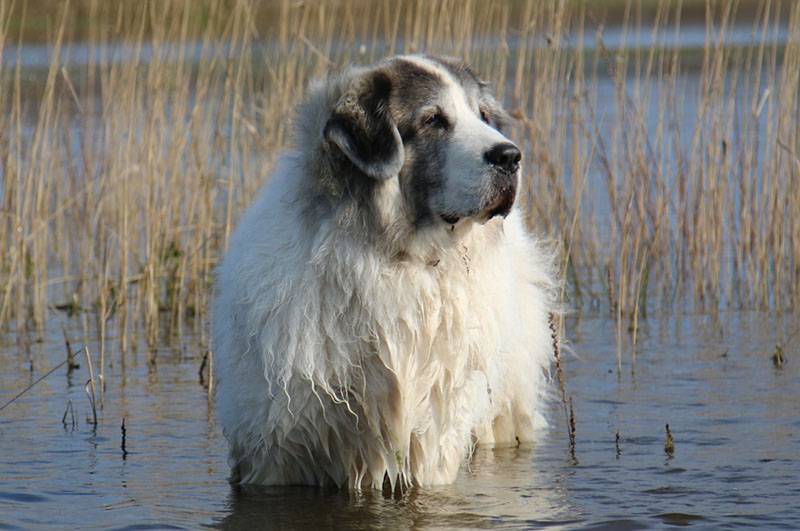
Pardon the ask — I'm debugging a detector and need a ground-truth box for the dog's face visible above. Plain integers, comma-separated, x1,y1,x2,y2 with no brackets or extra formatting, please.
323,55,519,228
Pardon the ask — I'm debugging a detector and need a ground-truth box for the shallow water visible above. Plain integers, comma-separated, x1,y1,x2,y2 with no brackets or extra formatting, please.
1,311,798,529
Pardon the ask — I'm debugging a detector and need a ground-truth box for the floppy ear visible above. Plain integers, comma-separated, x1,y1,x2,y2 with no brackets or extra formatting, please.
323,70,404,181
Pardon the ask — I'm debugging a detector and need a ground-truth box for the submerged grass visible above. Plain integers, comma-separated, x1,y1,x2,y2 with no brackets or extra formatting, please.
0,0,798,369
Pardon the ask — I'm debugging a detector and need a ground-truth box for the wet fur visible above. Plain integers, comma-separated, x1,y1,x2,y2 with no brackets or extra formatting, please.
213,55,557,490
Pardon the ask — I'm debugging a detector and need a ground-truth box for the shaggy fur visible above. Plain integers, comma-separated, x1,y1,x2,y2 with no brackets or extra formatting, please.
213,55,557,490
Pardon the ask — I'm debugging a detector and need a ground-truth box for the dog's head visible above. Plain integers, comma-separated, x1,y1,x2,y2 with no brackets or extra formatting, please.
318,55,518,229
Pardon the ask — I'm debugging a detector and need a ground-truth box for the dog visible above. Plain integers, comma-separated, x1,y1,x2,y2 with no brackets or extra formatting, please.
213,54,557,490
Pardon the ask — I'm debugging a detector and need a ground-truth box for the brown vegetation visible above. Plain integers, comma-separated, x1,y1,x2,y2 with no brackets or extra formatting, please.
1,0,797,367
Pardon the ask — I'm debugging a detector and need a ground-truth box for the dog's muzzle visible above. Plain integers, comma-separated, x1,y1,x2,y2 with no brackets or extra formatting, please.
482,142,520,220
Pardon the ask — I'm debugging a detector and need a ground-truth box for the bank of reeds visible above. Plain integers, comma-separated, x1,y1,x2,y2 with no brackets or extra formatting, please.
1,0,798,365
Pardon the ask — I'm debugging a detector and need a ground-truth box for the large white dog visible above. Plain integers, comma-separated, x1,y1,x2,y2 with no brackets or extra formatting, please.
213,55,557,491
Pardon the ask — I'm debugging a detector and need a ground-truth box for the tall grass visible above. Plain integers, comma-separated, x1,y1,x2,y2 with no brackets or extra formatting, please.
0,0,797,366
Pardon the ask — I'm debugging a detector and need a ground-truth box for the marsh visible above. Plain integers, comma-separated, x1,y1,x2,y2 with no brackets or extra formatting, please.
0,0,798,528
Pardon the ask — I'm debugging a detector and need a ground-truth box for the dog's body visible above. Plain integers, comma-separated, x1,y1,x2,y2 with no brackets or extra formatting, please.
213,55,556,490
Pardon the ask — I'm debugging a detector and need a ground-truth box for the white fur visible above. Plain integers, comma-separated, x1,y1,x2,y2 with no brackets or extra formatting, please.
213,61,557,490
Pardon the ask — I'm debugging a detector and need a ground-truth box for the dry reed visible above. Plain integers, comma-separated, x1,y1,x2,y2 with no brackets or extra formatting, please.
121,417,128,457
83,346,97,425
0,0,797,367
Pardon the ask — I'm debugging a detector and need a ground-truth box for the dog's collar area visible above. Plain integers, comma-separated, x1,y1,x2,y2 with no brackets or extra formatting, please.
392,250,439,267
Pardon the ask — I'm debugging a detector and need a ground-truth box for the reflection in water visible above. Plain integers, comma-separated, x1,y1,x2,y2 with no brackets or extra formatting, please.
217,446,577,530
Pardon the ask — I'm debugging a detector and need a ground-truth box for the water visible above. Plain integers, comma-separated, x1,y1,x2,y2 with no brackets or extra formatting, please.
2,23,790,70
1,310,798,529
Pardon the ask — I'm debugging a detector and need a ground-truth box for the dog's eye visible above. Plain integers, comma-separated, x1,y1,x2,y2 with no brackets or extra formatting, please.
479,108,491,124
422,110,449,129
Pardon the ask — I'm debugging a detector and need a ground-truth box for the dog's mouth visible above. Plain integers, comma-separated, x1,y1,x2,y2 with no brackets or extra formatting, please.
440,213,461,225
439,180,516,226
481,186,516,221
439,193,514,226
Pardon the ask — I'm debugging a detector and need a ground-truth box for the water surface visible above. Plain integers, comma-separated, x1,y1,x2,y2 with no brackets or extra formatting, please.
1,311,797,529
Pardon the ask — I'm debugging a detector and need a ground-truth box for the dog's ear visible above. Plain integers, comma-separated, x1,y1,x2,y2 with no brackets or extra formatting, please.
323,70,404,181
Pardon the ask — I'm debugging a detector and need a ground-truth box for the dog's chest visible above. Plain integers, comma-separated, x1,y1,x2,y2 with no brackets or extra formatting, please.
363,248,499,368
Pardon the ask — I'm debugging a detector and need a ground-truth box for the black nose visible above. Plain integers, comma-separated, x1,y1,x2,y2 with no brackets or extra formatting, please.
484,143,521,173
